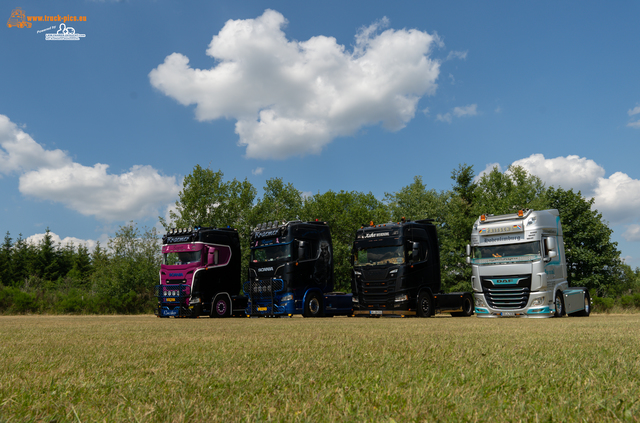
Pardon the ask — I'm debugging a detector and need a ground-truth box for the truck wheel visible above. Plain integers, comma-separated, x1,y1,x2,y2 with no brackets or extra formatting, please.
554,292,565,317
213,297,230,318
570,291,591,317
452,294,474,317
417,291,432,318
304,293,323,317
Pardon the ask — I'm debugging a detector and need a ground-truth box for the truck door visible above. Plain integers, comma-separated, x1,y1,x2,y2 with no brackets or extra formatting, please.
542,236,562,287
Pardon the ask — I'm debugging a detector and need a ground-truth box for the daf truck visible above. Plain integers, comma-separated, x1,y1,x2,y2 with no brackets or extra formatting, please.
352,219,474,317
156,226,248,318
246,220,352,317
467,209,590,318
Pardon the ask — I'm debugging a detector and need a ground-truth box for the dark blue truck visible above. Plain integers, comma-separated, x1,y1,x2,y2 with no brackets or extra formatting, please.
246,220,352,317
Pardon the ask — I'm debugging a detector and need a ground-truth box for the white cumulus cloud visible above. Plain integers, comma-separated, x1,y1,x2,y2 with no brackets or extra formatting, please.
453,104,478,117
627,104,640,128
592,172,640,225
0,115,70,174
511,154,604,196
20,164,180,221
622,225,640,242
26,231,99,252
511,154,640,227
475,162,502,182
437,104,478,123
251,167,264,175
436,113,452,123
149,9,442,160
1,114,180,222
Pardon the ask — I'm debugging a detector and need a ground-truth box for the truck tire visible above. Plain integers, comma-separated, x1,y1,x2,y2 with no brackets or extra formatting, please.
304,293,323,317
569,291,591,317
554,291,565,317
417,291,432,318
452,294,474,317
213,297,230,318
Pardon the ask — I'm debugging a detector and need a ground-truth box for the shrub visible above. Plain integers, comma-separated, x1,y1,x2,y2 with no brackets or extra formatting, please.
0,286,39,314
592,296,614,313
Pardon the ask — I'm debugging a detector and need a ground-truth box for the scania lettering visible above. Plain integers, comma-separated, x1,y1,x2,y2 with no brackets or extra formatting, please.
246,220,352,317
156,226,247,318
467,209,590,318
352,219,474,317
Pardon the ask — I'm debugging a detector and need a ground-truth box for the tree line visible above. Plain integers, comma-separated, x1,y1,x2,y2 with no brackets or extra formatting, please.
1,163,639,314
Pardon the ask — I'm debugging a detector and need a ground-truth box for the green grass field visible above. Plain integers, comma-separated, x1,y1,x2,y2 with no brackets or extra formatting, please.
1,314,639,422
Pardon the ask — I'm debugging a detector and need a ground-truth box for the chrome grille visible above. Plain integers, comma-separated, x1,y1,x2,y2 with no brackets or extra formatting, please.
481,275,531,310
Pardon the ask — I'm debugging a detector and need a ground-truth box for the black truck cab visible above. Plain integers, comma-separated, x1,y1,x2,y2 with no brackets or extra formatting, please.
352,219,473,317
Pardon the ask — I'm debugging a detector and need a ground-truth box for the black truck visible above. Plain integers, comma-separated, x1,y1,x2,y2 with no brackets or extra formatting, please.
351,219,474,317
246,220,352,317
156,226,248,317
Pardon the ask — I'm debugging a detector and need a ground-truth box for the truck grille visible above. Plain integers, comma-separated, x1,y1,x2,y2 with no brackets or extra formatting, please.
481,275,531,309
355,270,395,307
245,278,285,316
245,278,284,300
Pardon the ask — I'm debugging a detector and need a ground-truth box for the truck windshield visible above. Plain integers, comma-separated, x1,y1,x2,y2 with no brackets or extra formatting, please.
251,244,292,263
354,245,405,266
473,242,540,259
163,250,202,265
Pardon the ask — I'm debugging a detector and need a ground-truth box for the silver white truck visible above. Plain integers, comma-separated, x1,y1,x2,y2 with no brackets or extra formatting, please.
466,209,590,318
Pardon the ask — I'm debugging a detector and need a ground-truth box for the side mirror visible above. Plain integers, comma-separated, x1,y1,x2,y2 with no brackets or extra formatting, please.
412,242,421,262
549,250,557,259
297,241,307,260
546,237,556,251
207,248,219,266
466,244,471,264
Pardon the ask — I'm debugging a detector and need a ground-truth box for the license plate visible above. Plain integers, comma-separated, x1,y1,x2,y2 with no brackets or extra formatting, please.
370,310,382,315
166,298,175,302
501,311,515,317
257,307,267,312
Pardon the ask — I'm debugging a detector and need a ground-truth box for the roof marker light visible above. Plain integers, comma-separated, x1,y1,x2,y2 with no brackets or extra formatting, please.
518,210,524,217
480,215,486,222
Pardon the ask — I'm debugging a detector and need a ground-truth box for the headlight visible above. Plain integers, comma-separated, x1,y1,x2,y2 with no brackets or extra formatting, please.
190,297,201,304
394,293,408,302
280,293,294,302
531,296,545,306
475,296,486,307
352,296,359,303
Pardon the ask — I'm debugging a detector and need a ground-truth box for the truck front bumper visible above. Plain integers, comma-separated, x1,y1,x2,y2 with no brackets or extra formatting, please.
474,293,555,318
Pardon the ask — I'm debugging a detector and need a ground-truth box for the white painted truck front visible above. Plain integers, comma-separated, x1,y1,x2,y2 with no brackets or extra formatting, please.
467,209,590,318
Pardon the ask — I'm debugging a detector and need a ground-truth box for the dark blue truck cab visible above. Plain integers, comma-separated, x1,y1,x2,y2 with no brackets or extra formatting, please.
246,220,352,317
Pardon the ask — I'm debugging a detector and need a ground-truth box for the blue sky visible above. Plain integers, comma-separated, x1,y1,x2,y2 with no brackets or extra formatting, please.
2,0,640,266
